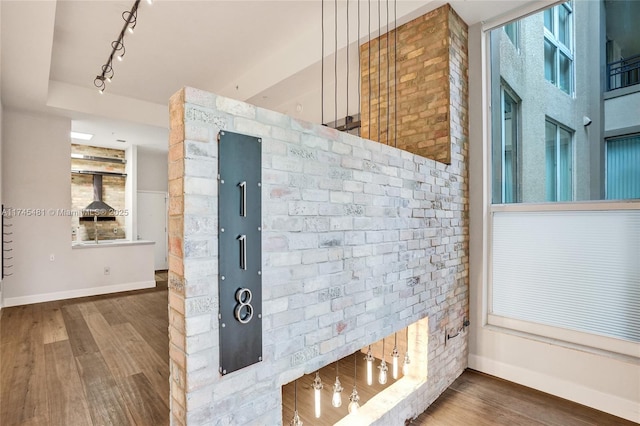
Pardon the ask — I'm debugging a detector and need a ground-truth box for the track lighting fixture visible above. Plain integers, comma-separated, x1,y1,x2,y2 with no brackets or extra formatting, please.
403,327,411,376
123,8,137,34
94,0,145,94
332,376,343,408
392,333,400,379
348,352,360,414
348,387,360,414
365,345,374,385
403,352,411,376
332,362,343,408
312,372,323,418
378,338,388,385
290,380,303,426
290,411,302,426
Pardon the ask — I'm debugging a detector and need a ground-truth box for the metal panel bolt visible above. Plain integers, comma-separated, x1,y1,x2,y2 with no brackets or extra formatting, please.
221,228,225,233
222,323,226,328
221,276,225,280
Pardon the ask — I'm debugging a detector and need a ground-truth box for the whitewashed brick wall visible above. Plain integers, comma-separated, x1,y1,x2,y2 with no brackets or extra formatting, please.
168,86,469,425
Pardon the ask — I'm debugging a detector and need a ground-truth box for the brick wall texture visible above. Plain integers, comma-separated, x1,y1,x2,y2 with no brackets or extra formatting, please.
360,5,469,165
71,144,126,241
167,6,468,425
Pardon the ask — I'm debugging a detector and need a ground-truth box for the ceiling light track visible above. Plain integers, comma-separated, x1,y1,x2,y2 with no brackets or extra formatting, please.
94,0,149,94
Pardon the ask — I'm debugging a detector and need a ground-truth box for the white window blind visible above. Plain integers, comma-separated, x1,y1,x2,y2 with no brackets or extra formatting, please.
492,210,640,343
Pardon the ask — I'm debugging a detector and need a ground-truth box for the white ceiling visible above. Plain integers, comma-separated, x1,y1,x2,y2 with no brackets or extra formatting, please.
1,0,540,151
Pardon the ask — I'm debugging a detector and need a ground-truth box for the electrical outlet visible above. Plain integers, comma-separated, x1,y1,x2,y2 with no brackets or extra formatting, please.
104,266,111,275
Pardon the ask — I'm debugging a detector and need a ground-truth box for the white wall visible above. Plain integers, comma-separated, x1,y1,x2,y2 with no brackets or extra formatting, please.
468,23,640,423
0,103,3,310
0,2,3,310
1,109,155,306
137,146,168,192
604,89,640,132
136,146,168,269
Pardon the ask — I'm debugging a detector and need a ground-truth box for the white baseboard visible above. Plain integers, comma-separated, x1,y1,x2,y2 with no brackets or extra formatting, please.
2,280,156,307
468,354,640,423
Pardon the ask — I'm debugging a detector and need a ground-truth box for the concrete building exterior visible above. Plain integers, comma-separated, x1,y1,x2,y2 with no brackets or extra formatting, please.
491,0,639,204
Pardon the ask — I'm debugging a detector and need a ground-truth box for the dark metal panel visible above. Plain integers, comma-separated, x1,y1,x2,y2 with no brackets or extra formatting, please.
218,131,262,375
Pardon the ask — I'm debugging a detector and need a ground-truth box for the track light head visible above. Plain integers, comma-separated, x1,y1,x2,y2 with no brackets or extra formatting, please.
95,1,142,94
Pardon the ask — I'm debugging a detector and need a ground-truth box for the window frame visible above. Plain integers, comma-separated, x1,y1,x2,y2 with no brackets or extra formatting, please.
543,2,574,95
499,84,521,203
482,3,640,360
544,117,574,202
504,21,519,48
605,133,640,200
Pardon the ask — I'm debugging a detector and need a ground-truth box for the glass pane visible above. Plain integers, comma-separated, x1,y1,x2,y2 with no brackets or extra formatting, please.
545,121,557,201
503,92,517,203
558,6,570,47
544,8,553,32
607,135,640,199
492,210,640,342
490,3,639,204
504,23,517,46
544,40,557,84
559,52,571,93
558,127,572,201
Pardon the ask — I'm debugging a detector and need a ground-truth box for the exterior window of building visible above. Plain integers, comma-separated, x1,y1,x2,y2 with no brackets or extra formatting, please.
543,2,573,94
545,119,573,202
606,134,640,199
504,22,518,47
488,0,640,358
501,88,519,203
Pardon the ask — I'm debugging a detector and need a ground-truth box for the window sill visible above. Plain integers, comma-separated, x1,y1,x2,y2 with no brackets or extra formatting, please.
491,199,640,212
72,240,155,249
486,314,640,362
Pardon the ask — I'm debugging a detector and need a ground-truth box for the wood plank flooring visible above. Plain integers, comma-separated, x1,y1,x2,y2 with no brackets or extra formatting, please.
412,369,638,426
2,274,637,426
0,272,169,426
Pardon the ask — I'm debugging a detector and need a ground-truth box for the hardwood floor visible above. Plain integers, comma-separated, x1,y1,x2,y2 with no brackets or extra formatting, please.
1,277,636,426
0,272,169,426
412,370,637,426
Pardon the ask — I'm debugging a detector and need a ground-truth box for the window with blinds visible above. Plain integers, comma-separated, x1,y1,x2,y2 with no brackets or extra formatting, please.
606,134,640,200
491,210,640,345
488,2,640,357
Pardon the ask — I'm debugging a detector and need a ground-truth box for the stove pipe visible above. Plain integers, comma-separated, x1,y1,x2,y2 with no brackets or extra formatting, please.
79,174,117,221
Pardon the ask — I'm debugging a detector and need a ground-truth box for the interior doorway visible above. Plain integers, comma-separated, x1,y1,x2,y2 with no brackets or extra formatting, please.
137,190,168,270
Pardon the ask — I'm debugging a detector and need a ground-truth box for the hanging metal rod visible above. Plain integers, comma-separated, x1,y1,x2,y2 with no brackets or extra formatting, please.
94,0,142,93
